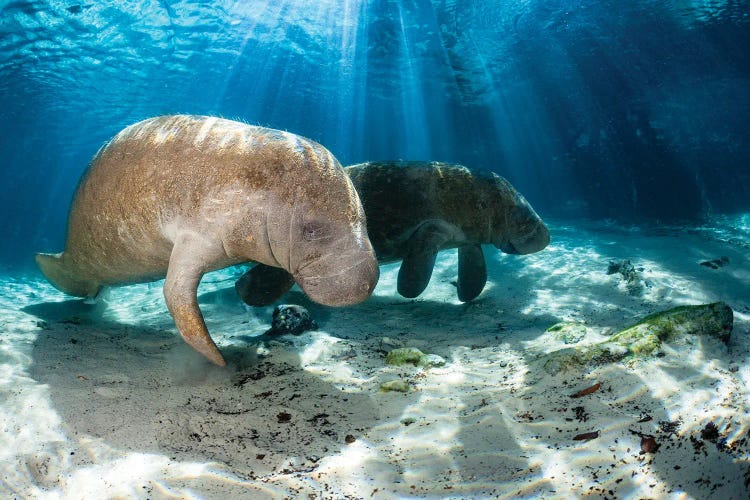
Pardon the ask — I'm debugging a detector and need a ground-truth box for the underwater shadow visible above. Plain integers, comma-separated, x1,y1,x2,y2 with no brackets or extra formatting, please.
304,226,749,496
23,297,407,480
449,355,749,497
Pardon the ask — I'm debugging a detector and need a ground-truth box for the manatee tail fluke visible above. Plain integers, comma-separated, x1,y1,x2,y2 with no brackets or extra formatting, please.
35,252,99,297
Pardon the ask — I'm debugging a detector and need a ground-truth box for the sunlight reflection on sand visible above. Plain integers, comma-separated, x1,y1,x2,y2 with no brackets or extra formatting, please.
1,216,749,497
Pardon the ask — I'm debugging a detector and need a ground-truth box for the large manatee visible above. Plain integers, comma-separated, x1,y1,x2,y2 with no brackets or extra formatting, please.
36,115,378,366
237,161,549,305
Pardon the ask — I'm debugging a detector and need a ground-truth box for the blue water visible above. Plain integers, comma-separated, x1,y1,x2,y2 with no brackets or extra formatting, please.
2,3,750,497
1,0,749,270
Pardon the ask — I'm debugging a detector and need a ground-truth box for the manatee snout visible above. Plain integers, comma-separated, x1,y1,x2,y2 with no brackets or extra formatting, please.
495,202,551,255
501,221,550,254
295,249,379,306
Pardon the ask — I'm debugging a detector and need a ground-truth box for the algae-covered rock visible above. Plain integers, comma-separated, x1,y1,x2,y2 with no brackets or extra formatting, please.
546,322,588,344
612,302,733,348
380,380,411,393
540,302,733,375
607,259,645,296
386,348,446,368
419,353,447,368
386,347,424,366
542,344,628,374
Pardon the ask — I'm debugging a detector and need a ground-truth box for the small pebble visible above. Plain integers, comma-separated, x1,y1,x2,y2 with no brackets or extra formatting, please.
419,353,447,368
573,431,599,441
640,436,659,453
380,380,410,393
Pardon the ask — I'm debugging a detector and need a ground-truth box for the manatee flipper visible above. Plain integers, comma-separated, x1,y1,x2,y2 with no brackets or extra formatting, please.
35,252,100,297
398,220,463,298
164,233,226,367
236,264,296,307
457,244,487,302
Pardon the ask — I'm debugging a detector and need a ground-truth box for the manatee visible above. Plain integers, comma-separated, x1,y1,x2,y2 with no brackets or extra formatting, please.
35,115,378,366
237,161,549,305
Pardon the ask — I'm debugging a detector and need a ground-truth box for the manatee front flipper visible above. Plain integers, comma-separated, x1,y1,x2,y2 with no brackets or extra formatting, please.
164,232,226,367
236,264,296,307
398,220,463,298
457,244,487,302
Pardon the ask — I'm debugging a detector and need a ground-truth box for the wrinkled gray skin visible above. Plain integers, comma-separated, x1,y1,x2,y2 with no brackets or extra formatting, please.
35,115,378,366
238,161,549,305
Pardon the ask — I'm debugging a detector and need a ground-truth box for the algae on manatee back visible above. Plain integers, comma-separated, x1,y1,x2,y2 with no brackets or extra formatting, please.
540,302,733,375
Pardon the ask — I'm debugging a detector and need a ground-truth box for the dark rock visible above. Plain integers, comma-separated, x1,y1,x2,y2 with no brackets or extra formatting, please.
640,436,659,453
700,256,730,269
265,304,318,336
573,431,599,441
701,422,720,441
606,259,644,295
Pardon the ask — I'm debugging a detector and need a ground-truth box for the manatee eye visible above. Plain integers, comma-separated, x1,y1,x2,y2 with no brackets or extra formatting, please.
303,221,328,241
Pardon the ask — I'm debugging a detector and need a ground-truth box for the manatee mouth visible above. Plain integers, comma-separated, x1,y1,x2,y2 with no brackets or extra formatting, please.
295,253,379,306
497,223,551,255
498,241,520,255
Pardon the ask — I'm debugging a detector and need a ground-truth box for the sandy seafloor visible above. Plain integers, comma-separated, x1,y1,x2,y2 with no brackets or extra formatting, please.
1,217,749,499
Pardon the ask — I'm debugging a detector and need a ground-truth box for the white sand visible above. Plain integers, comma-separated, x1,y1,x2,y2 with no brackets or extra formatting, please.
1,217,749,498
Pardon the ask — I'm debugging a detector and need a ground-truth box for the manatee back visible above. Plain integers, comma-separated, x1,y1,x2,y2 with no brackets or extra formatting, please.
59,115,353,284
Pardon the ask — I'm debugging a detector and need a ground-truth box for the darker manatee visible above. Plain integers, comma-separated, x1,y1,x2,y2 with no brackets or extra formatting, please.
238,161,549,305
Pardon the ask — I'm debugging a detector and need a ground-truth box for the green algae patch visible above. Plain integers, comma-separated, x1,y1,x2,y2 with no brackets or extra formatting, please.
386,348,446,368
379,380,411,393
540,302,733,375
386,347,425,366
546,322,588,344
